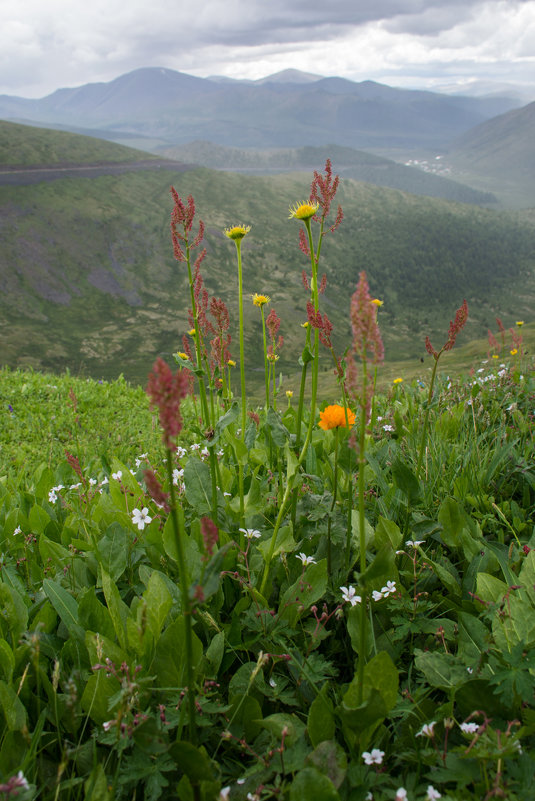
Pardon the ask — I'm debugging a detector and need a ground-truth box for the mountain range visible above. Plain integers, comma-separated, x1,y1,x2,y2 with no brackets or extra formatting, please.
0,67,524,154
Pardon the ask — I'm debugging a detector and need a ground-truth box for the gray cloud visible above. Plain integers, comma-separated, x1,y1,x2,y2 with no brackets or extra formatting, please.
1,0,534,98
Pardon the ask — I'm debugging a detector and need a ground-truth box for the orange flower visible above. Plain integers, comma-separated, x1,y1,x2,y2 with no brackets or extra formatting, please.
318,404,356,430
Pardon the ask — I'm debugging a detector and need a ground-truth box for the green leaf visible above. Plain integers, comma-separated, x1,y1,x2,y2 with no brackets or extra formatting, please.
360,544,396,587
184,458,212,515
305,740,347,790
169,742,214,783
84,763,112,801
438,496,467,549
211,402,239,446
101,568,128,650
0,680,27,731
290,767,341,801
0,640,14,683
279,560,328,626
265,408,290,447
257,526,296,562
374,516,402,550
0,584,28,645
391,458,421,503
257,713,305,746
415,649,470,690
43,578,84,641
96,522,130,582
475,572,508,605
29,503,51,534
308,684,335,747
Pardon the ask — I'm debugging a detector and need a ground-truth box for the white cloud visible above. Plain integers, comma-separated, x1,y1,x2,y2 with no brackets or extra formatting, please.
1,0,535,97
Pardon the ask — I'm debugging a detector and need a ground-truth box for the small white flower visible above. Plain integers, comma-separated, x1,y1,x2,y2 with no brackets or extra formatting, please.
269,677,277,688
396,789,408,801
89,478,97,486
426,787,441,801
100,476,109,485
132,507,152,531
112,470,122,481
223,491,231,497
48,490,57,503
172,468,184,485
239,528,261,539
129,468,136,475
406,540,424,548
296,552,316,565
376,415,383,422
382,424,394,432
466,666,473,674
15,772,30,790
102,720,115,731
70,482,82,489
372,590,383,602
340,586,361,606
219,788,231,801
217,449,224,457
460,722,479,734
201,447,210,458
191,443,201,451
381,580,397,596
135,458,142,467
416,721,436,738
176,446,187,458
477,368,484,373
13,526,22,536
362,748,384,765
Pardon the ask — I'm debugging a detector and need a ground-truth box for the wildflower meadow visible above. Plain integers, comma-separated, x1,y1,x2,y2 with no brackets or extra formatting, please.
1,161,534,801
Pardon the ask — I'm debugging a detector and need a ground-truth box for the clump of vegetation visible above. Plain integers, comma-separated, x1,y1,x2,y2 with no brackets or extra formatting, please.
0,162,533,801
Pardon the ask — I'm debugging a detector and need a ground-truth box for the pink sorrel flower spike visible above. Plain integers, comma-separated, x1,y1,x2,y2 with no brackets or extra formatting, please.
146,358,190,452
350,271,384,366
444,298,468,351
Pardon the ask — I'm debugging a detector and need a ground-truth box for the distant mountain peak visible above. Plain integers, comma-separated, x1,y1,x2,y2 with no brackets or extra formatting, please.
255,69,323,85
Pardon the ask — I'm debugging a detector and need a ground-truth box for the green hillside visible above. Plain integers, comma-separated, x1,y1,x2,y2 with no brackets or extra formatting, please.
1,123,534,390
158,141,497,205
0,119,157,166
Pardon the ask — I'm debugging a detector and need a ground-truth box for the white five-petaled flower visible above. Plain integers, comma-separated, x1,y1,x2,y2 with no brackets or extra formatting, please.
460,722,479,734
201,447,210,458
406,540,424,548
13,526,22,536
112,470,122,481
416,721,436,738
48,490,58,503
396,789,408,801
296,553,316,565
381,580,397,596
239,528,261,539
132,507,152,531
172,468,184,485
102,720,115,731
426,787,441,801
89,478,97,486
340,586,361,606
372,590,384,602
382,424,394,432
191,443,201,451
362,748,384,765
176,446,187,458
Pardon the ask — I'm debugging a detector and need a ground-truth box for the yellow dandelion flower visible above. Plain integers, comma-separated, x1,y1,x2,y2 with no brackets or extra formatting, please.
188,328,196,336
318,404,356,431
286,390,294,398
177,352,189,360
492,354,499,359
510,348,518,355
288,200,319,221
224,225,251,241
301,321,310,328
252,293,271,307
516,321,524,326
393,377,403,384
227,359,236,367
371,298,384,307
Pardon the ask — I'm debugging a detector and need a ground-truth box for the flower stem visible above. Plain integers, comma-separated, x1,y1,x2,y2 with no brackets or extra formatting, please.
165,454,197,745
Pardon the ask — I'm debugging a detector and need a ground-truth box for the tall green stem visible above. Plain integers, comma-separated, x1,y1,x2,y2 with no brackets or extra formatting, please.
416,351,441,477
356,360,369,706
166,455,197,745
235,239,247,524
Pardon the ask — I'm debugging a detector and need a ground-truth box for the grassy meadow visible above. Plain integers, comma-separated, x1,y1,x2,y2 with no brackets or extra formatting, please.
0,154,534,801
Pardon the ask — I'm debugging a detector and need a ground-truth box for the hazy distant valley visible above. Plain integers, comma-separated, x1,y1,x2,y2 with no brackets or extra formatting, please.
1,68,534,388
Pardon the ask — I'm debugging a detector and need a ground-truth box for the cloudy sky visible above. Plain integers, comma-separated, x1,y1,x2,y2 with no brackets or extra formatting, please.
2,0,535,99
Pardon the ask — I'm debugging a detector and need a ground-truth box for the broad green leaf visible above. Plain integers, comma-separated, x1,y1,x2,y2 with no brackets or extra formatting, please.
290,767,341,801
257,526,296,562
83,763,112,801
0,680,27,731
0,584,28,645
211,401,239,446
415,649,470,690
96,523,129,582
391,458,421,503
360,544,396,587
279,560,328,626
29,503,51,535
438,496,467,549
492,595,535,652
375,516,402,550
308,684,335,747
169,742,214,783
150,617,203,686
101,568,128,650
265,408,291,447
80,671,121,726
184,458,212,515
257,713,305,746
475,572,508,605
78,589,116,642
43,578,84,641
0,640,14,683
305,740,347,790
